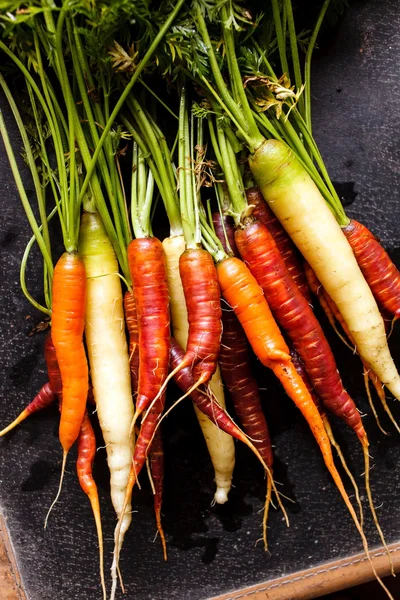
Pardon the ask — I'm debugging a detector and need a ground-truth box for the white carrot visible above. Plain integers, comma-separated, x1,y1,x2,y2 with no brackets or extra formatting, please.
163,234,235,504
78,211,134,564
250,140,400,400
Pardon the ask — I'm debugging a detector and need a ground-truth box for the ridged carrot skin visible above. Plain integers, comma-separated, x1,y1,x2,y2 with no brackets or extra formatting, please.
178,248,222,385
127,237,170,416
235,221,367,443
343,219,400,319
246,187,311,302
51,251,88,452
290,348,324,414
124,290,140,394
219,287,273,468
212,213,239,258
77,411,106,600
149,428,167,561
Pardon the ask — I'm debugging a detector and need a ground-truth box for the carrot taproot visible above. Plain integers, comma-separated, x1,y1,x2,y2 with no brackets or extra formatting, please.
235,220,367,444
0,383,56,437
216,255,374,559
78,211,134,593
163,234,235,505
218,306,274,549
76,411,106,600
45,251,88,527
245,187,311,302
249,139,400,402
148,428,167,561
343,219,400,320
176,248,222,387
127,237,170,422
0,331,60,436
124,290,140,395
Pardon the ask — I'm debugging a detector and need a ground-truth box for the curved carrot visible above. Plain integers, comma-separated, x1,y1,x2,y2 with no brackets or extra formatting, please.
246,187,311,302
343,219,400,320
52,252,88,453
148,428,167,561
235,220,367,445
127,238,170,421
46,251,88,527
124,290,140,395
219,306,274,550
177,248,222,386
216,255,373,556
77,411,106,600
0,383,56,437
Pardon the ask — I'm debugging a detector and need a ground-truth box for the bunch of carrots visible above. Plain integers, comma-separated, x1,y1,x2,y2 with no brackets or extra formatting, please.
0,0,399,598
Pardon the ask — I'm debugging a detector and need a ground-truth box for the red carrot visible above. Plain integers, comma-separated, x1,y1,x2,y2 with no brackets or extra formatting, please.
212,213,240,258
44,332,63,398
124,290,140,394
176,248,222,386
127,238,170,421
0,383,56,437
235,220,367,445
343,219,400,319
77,411,106,600
246,187,311,302
148,428,167,561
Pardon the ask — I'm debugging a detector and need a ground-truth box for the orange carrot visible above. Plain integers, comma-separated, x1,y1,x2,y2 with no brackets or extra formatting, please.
52,252,88,453
216,255,373,556
77,411,106,600
45,252,88,526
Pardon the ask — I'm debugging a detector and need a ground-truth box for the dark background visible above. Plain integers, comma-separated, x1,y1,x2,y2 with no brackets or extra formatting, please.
0,0,399,599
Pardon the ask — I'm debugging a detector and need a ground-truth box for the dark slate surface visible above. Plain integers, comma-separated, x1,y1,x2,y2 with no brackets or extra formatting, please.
0,1,399,599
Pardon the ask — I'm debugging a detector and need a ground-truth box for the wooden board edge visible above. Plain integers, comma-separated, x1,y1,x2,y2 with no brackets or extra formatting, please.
209,542,400,600
0,512,27,600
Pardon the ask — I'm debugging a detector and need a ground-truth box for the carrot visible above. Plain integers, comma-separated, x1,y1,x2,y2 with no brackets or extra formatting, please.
216,255,375,561
249,140,400,401
0,383,55,437
235,219,367,444
212,213,239,258
128,237,170,422
174,248,222,387
44,251,88,526
163,234,236,505
78,211,134,594
342,219,400,320
44,332,63,399
0,331,60,436
124,290,140,395
245,187,311,302
218,306,274,549
148,428,167,561
76,411,106,600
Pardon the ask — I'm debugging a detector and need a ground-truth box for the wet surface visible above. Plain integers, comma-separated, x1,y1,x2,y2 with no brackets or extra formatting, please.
0,0,400,599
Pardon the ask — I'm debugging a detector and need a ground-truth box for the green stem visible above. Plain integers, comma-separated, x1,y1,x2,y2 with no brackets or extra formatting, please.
220,5,260,143
178,86,196,248
305,0,332,131
216,123,247,219
284,0,305,116
0,111,53,275
271,0,290,76
78,0,186,203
